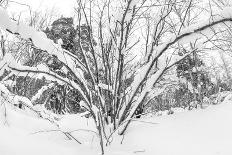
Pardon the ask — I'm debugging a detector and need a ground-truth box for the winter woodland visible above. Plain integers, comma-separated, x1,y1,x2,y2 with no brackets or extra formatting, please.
1,0,232,154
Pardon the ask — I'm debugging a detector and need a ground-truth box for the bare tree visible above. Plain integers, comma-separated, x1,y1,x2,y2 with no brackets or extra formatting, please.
1,0,232,154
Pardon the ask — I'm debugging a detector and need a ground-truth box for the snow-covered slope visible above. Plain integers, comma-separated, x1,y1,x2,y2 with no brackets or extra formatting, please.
108,101,232,155
0,104,98,155
1,99,232,155
0,126,97,155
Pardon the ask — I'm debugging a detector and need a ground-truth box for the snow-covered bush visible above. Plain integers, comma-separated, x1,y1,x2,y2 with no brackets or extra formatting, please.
1,0,232,154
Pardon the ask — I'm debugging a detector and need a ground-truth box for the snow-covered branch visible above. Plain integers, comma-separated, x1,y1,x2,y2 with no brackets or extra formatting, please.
118,8,232,134
0,7,89,95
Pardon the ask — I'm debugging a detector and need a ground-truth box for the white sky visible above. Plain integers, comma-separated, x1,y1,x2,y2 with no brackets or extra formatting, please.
7,0,76,17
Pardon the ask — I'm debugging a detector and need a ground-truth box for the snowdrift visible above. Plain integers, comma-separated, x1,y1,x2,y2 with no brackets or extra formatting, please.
0,104,98,155
1,95,232,155
108,101,232,155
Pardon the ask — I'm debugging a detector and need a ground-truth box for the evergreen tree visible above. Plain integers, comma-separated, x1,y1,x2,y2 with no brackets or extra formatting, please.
176,51,210,107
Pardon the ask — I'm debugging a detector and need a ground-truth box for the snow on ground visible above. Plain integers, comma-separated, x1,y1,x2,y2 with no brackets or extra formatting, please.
108,101,232,155
0,126,97,155
0,104,99,155
58,114,99,146
1,98,232,155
